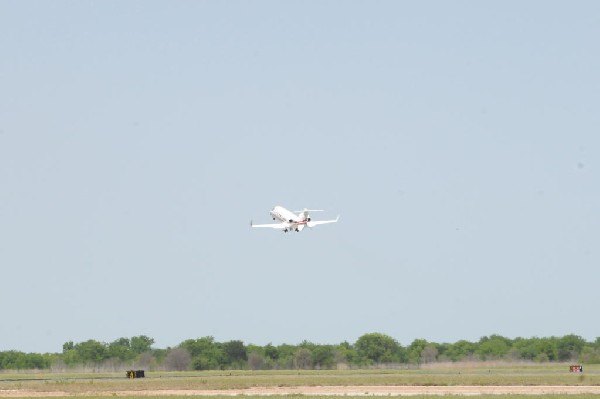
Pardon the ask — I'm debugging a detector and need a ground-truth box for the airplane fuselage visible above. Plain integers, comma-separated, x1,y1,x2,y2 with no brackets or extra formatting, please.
251,205,338,233
270,206,306,224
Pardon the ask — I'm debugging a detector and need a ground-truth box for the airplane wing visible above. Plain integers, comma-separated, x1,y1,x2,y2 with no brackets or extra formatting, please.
307,216,340,228
251,221,289,229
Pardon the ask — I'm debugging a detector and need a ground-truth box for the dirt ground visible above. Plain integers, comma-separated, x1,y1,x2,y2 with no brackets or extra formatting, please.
3,385,600,396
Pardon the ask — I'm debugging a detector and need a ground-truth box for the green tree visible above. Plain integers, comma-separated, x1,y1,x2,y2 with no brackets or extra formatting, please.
264,343,279,361
407,339,429,364
444,340,477,361
108,337,134,361
180,337,224,370
25,353,51,369
222,340,247,368
130,335,154,354
535,337,557,362
74,340,108,363
580,346,600,364
512,337,538,360
61,341,79,366
335,341,357,366
62,349,79,366
0,351,25,370
476,335,511,360
62,341,74,353
275,344,297,369
355,333,404,365
311,345,335,369
580,337,600,364
557,334,585,361
435,342,450,360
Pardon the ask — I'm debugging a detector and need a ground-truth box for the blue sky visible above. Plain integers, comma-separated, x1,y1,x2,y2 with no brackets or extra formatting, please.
1,1,599,353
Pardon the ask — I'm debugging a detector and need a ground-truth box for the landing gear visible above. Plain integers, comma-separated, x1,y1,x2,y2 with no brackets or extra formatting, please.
295,228,299,232
283,229,288,233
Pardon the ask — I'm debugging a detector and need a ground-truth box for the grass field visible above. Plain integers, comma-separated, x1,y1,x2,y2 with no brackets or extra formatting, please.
1,363,599,398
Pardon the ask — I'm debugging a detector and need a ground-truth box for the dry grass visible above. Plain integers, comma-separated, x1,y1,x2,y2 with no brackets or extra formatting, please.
1,365,599,396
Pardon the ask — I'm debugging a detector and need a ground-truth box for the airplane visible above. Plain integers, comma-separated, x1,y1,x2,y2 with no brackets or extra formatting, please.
251,205,339,233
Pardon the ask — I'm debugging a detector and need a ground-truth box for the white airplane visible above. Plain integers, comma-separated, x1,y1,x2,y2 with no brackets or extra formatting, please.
251,205,339,233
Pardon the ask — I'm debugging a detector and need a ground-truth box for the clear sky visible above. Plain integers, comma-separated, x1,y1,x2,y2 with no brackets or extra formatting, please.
1,1,599,353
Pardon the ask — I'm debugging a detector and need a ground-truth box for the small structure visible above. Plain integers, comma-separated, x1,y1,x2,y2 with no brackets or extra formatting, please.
126,370,145,379
569,365,583,373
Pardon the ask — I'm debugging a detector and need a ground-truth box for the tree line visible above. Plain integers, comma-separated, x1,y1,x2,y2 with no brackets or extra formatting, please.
2,333,600,371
